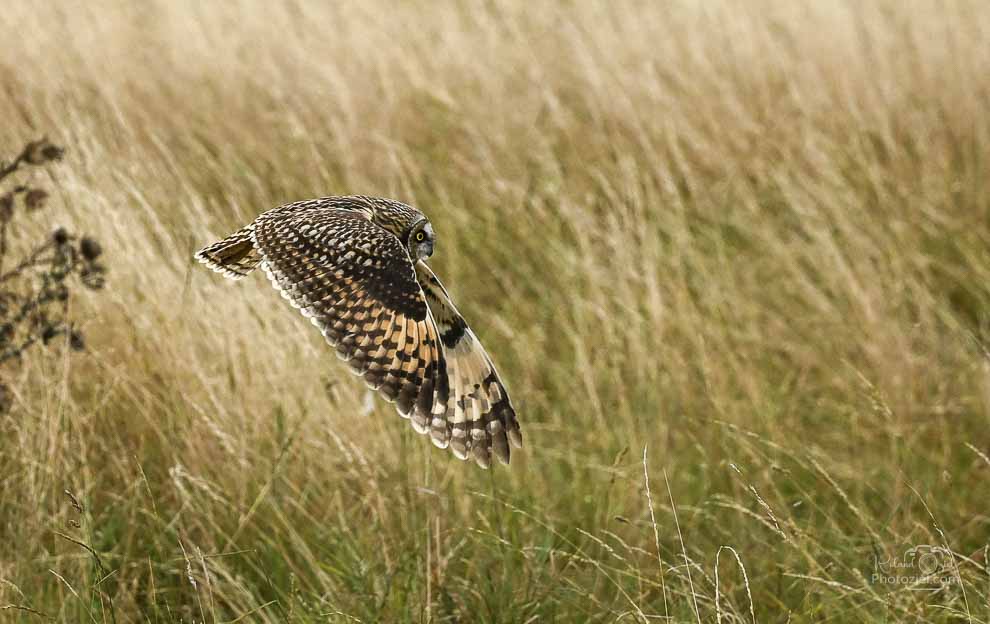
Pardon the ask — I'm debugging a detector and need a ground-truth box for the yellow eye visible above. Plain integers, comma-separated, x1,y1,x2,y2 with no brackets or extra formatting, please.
415,231,425,242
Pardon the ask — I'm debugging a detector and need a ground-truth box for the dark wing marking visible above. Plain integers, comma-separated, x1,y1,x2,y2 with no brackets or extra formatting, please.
251,205,446,433
415,261,522,467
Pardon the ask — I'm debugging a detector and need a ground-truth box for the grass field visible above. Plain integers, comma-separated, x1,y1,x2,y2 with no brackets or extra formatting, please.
2,1,989,621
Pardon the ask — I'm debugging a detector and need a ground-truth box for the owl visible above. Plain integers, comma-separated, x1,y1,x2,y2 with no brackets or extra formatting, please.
195,196,522,468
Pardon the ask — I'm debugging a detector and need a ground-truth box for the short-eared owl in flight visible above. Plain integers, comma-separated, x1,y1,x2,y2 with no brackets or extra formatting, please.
195,196,522,468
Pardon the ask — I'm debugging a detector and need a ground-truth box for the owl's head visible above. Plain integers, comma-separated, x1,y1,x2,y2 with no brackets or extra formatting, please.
406,218,435,261
361,197,435,261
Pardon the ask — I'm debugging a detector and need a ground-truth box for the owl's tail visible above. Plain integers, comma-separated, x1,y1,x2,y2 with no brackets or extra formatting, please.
194,226,263,281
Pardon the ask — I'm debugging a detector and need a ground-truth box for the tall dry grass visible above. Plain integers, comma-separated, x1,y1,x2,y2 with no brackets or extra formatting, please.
1,1,989,621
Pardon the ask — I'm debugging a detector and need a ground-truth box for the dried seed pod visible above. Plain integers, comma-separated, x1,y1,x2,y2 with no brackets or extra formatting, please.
69,330,85,351
81,264,106,290
24,189,48,211
24,139,63,165
41,324,59,344
80,237,102,260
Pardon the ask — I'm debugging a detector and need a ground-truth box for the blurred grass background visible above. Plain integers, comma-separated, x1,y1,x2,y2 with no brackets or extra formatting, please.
1,0,989,621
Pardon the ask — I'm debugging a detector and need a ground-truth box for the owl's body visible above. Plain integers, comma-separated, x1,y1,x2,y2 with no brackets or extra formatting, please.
196,196,522,468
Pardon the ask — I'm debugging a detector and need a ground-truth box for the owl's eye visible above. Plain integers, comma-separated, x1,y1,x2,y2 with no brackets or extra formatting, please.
415,231,425,242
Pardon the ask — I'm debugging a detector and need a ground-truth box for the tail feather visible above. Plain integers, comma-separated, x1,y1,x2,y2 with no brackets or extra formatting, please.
195,226,262,280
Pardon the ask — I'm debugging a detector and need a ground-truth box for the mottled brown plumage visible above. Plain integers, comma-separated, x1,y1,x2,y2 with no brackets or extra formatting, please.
195,195,522,468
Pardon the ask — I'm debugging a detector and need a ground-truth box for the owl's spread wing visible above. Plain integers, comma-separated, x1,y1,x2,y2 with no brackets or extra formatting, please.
252,206,445,429
415,261,523,467
246,204,521,468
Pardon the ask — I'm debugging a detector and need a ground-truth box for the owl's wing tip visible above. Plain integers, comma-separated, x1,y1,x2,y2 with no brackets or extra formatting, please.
509,430,523,449
472,444,492,469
